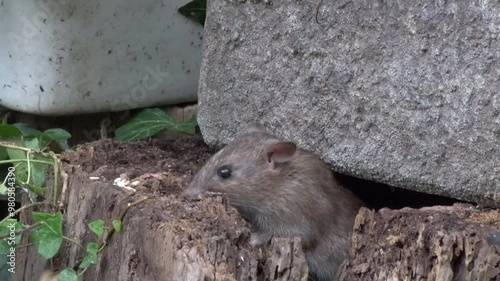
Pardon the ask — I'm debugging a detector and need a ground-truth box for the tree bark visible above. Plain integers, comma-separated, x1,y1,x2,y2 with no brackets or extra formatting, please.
339,205,500,281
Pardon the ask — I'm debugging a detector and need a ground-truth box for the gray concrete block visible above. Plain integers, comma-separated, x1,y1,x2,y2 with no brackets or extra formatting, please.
198,0,500,206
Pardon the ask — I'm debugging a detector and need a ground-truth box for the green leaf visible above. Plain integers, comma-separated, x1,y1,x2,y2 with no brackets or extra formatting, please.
12,123,41,137
0,219,23,255
31,154,52,188
30,212,63,259
0,183,6,195
171,114,198,132
88,219,105,238
6,146,28,184
79,242,99,268
24,183,47,195
24,137,41,152
112,220,122,233
39,128,71,150
0,147,8,160
178,0,206,26
5,140,50,187
0,124,23,138
30,162,48,188
59,268,80,281
23,138,48,187
114,108,198,142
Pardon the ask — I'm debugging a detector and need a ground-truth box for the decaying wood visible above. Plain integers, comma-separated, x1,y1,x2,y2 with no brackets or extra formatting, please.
264,238,309,281
339,205,500,281
14,140,309,281
14,140,500,281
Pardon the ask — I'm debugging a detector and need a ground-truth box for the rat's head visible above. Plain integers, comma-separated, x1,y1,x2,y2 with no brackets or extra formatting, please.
184,123,297,202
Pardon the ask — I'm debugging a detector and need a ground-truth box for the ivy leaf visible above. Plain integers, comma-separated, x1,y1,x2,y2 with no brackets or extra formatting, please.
0,219,23,255
0,124,23,138
32,155,52,189
171,115,198,133
5,138,48,188
112,220,122,233
30,212,63,259
0,183,6,195
24,137,41,152
12,123,42,137
79,242,99,268
0,147,8,160
114,108,198,142
24,138,48,188
178,0,206,26
88,219,105,238
6,146,28,184
39,128,71,150
59,268,80,281
24,182,47,195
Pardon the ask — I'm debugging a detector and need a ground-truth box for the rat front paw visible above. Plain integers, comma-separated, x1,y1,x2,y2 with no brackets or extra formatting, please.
249,232,272,248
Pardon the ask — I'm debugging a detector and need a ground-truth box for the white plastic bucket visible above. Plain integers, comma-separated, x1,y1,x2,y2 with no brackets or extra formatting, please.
0,0,203,115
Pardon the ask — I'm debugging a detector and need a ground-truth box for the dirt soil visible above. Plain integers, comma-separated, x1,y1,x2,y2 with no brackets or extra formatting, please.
61,137,215,196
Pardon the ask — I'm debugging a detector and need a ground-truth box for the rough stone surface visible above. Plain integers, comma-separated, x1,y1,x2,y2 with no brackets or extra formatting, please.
198,0,500,206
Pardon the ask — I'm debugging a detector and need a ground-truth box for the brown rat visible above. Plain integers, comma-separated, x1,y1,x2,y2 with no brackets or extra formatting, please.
184,123,364,281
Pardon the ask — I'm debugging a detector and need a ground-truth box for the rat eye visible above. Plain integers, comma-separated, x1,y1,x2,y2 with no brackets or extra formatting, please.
217,165,232,179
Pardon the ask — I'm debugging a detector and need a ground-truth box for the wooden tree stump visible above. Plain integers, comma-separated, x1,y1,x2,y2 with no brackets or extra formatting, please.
13,139,500,281
339,205,500,281
14,139,309,281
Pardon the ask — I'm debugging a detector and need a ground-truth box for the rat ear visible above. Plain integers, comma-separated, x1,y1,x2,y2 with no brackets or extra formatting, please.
240,122,268,135
267,141,297,164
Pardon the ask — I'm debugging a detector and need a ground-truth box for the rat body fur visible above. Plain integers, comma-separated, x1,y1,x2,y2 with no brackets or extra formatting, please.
185,123,364,281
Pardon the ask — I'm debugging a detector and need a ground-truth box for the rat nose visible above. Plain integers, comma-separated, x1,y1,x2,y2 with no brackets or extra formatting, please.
181,187,203,201
181,190,195,201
